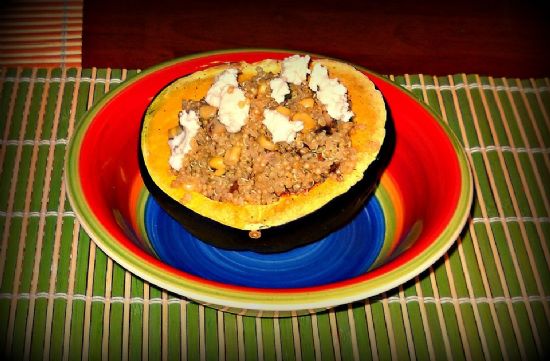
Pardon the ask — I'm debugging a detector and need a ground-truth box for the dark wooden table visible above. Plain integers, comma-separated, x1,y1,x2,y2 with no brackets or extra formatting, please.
83,0,549,77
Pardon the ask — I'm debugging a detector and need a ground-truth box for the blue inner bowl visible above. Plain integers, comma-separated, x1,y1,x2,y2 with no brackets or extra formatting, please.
145,196,385,288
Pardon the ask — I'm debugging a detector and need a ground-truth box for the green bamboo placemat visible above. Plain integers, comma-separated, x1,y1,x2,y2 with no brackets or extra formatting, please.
0,67,548,360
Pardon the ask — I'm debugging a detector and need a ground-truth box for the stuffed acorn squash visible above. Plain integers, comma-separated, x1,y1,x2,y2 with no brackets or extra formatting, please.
139,55,389,252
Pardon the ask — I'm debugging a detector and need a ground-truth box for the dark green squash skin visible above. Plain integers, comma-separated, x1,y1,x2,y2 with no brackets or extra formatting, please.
138,105,394,253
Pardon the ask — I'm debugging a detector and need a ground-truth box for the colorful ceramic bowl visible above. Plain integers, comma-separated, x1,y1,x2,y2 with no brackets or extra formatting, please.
66,50,473,315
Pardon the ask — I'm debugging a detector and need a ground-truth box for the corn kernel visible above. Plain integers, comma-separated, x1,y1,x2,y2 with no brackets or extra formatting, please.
276,106,291,117
213,167,226,176
299,97,315,108
208,156,225,169
224,146,242,166
292,112,316,133
258,135,277,150
199,105,217,119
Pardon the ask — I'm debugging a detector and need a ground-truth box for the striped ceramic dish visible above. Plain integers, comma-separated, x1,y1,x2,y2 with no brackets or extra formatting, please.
65,50,473,316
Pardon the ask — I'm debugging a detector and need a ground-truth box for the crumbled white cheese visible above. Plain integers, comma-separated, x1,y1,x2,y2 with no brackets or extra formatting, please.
205,68,239,107
308,63,328,92
308,63,354,122
262,109,304,143
269,78,290,103
218,86,249,133
281,55,311,85
168,110,201,171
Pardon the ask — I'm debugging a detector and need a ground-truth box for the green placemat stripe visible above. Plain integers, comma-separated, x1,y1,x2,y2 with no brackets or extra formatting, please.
2,68,39,357
23,68,55,361
458,74,545,359
458,77,544,357
501,78,550,217
484,77,550,290
7,68,49,361
474,75,550,301
454,74,530,359
0,69,548,360
439,75,518,358
427,74,507,360
41,68,72,361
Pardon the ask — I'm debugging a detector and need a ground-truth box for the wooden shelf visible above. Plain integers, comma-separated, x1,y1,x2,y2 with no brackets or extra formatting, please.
83,0,550,76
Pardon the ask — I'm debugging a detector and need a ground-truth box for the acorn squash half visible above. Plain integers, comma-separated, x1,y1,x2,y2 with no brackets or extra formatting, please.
139,58,390,253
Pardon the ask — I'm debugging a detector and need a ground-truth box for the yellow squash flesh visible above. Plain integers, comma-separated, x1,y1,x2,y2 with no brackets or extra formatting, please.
141,58,386,230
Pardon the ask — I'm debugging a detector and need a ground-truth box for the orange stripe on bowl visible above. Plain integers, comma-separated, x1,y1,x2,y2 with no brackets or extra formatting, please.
381,173,405,255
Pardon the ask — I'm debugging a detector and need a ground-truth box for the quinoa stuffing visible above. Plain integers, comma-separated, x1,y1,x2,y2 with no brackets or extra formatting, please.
168,56,357,205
